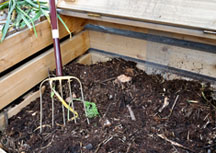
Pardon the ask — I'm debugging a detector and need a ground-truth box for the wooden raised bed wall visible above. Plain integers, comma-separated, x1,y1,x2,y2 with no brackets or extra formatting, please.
86,22,216,81
58,0,216,83
0,16,90,111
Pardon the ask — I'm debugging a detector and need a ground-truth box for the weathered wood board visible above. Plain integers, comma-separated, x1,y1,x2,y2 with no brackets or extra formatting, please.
58,0,216,31
0,87,45,130
0,16,87,73
0,51,92,130
89,30,216,79
59,9,216,41
88,20,216,46
0,31,90,110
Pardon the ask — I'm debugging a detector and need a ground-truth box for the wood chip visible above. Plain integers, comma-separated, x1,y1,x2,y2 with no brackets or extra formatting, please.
159,97,169,113
127,105,136,121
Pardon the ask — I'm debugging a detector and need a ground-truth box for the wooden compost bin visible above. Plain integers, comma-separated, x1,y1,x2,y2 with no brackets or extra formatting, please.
56,0,216,81
0,0,216,151
0,15,89,129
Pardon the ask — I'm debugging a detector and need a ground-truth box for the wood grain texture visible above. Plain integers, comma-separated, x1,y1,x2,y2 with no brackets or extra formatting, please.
88,20,216,46
89,31,147,59
0,16,87,73
0,48,93,129
58,0,216,31
0,31,90,110
59,9,216,41
89,30,216,78
77,53,92,65
0,87,45,130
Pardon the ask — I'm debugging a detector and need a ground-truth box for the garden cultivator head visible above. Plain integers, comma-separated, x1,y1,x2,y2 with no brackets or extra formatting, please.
39,76,90,133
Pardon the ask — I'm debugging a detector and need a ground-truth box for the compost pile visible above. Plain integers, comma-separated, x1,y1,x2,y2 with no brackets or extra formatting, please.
1,58,216,153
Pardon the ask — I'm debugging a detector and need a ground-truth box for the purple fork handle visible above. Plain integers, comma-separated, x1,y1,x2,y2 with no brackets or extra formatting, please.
49,0,63,76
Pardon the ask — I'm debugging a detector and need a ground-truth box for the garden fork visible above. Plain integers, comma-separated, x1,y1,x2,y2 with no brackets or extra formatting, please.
39,76,89,133
39,0,89,133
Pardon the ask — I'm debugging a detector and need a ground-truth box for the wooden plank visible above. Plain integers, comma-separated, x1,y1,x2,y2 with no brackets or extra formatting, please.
88,20,216,46
77,53,92,65
59,10,216,41
0,51,94,130
76,52,111,65
0,87,45,130
0,31,90,110
0,16,87,73
58,0,216,31
89,31,147,59
91,52,111,64
0,49,93,129
89,30,216,79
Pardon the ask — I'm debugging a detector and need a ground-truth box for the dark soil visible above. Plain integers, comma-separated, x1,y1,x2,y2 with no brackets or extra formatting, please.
1,58,216,153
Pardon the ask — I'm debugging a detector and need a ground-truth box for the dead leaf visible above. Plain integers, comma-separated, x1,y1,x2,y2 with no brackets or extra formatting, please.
117,74,132,83
66,93,77,103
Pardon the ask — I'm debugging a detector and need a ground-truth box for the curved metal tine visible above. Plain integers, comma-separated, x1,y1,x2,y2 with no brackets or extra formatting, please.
68,79,76,123
77,79,90,124
39,85,43,133
39,78,50,133
59,79,66,126
49,80,55,127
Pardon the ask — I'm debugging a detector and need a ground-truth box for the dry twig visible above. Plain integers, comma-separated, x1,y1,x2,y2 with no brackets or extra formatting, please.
162,95,179,119
100,77,116,83
94,136,114,153
80,142,83,153
40,135,54,149
126,143,132,153
34,124,51,132
94,141,103,153
159,97,169,113
157,134,195,152
127,105,136,121
102,102,112,118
